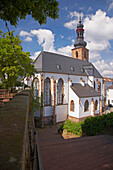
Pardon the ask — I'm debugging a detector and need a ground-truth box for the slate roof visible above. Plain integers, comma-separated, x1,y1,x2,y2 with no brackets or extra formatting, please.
35,51,102,78
71,83,100,98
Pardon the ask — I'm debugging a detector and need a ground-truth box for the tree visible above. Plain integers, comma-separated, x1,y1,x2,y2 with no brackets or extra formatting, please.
0,30,36,91
0,0,59,26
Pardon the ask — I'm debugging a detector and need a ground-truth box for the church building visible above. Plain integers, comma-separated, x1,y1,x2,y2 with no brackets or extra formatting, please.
27,15,104,125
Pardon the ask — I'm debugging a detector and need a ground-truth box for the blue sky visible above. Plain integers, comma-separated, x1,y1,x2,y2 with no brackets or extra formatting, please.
1,0,113,77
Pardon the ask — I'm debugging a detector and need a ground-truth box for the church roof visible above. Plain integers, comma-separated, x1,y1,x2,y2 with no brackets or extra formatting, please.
71,83,100,98
34,51,102,78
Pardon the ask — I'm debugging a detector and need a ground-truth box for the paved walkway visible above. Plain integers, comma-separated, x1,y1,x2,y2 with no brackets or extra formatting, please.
37,125,113,170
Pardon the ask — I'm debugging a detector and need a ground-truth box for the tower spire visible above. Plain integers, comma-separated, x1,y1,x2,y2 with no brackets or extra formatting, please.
79,9,81,24
73,11,87,48
71,11,89,62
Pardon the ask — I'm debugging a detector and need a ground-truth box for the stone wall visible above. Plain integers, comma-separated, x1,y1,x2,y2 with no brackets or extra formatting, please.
0,90,40,170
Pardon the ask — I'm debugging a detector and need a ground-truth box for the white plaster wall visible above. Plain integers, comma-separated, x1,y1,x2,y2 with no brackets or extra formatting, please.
56,105,68,122
79,97,99,118
69,75,87,84
106,89,113,105
69,87,79,118
43,106,52,116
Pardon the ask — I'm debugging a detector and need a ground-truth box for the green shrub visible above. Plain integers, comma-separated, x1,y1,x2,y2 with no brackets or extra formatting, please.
61,112,113,137
63,119,84,136
82,112,113,136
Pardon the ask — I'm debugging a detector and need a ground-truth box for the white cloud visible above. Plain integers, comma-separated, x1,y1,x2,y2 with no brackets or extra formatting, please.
24,36,32,42
69,11,84,19
93,59,113,77
108,2,113,11
30,51,41,60
64,11,84,30
64,20,78,30
83,9,113,61
102,70,113,76
84,10,113,42
89,52,101,60
20,31,32,37
57,45,73,56
31,29,55,52
87,40,111,52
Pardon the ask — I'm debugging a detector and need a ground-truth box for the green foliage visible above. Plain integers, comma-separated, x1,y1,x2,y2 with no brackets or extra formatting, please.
82,113,113,136
30,88,41,113
61,113,113,136
0,0,59,26
0,31,36,90
63,119,84,136
0,83,5,89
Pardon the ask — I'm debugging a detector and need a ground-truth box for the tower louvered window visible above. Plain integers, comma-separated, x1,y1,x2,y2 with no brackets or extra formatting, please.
57,78,64,104
44,77,51,105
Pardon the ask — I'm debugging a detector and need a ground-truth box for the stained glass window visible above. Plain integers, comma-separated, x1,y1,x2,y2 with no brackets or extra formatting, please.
84,100,89,112
70,100,74,111
57,78,64,104
44,78,51,105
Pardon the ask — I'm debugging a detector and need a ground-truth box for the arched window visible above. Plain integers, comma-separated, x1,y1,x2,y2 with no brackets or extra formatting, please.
44,77,51,105
76,51,78,58
70,100,74,112
33,78,39,98
57,78,64,104
84,100,89,112
95,100,98,110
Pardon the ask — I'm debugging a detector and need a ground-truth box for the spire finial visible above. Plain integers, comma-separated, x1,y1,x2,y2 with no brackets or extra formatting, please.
79,9,81,23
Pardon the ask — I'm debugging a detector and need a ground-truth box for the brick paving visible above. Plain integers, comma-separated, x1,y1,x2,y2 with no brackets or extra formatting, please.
37,125,113,170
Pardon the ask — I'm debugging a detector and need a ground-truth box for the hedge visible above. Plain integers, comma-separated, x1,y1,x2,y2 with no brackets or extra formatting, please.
60,112,113,136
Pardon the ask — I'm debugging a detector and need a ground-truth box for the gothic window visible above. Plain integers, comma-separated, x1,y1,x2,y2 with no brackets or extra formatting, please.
33,78,39,98
44,77,51,105
76,51,78,58
95,100,98,110
70,100,74,112
57,78,64,105
84,100,89,112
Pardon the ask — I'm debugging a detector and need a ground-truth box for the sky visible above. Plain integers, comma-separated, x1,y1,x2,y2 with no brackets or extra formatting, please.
1,0,113,77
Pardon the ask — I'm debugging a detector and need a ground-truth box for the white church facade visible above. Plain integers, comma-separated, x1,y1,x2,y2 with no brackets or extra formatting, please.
27,16,104,125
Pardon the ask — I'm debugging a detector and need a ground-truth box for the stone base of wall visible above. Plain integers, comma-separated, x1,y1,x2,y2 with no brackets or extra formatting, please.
43,116,53,125
68,115,93,123
34,117,42,128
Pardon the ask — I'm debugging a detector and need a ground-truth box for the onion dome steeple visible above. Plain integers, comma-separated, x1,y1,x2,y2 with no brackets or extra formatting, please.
71,12,89,62
74,13,87,48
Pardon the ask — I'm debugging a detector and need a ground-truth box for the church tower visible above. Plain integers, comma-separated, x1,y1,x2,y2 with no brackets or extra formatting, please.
72,14,89,62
